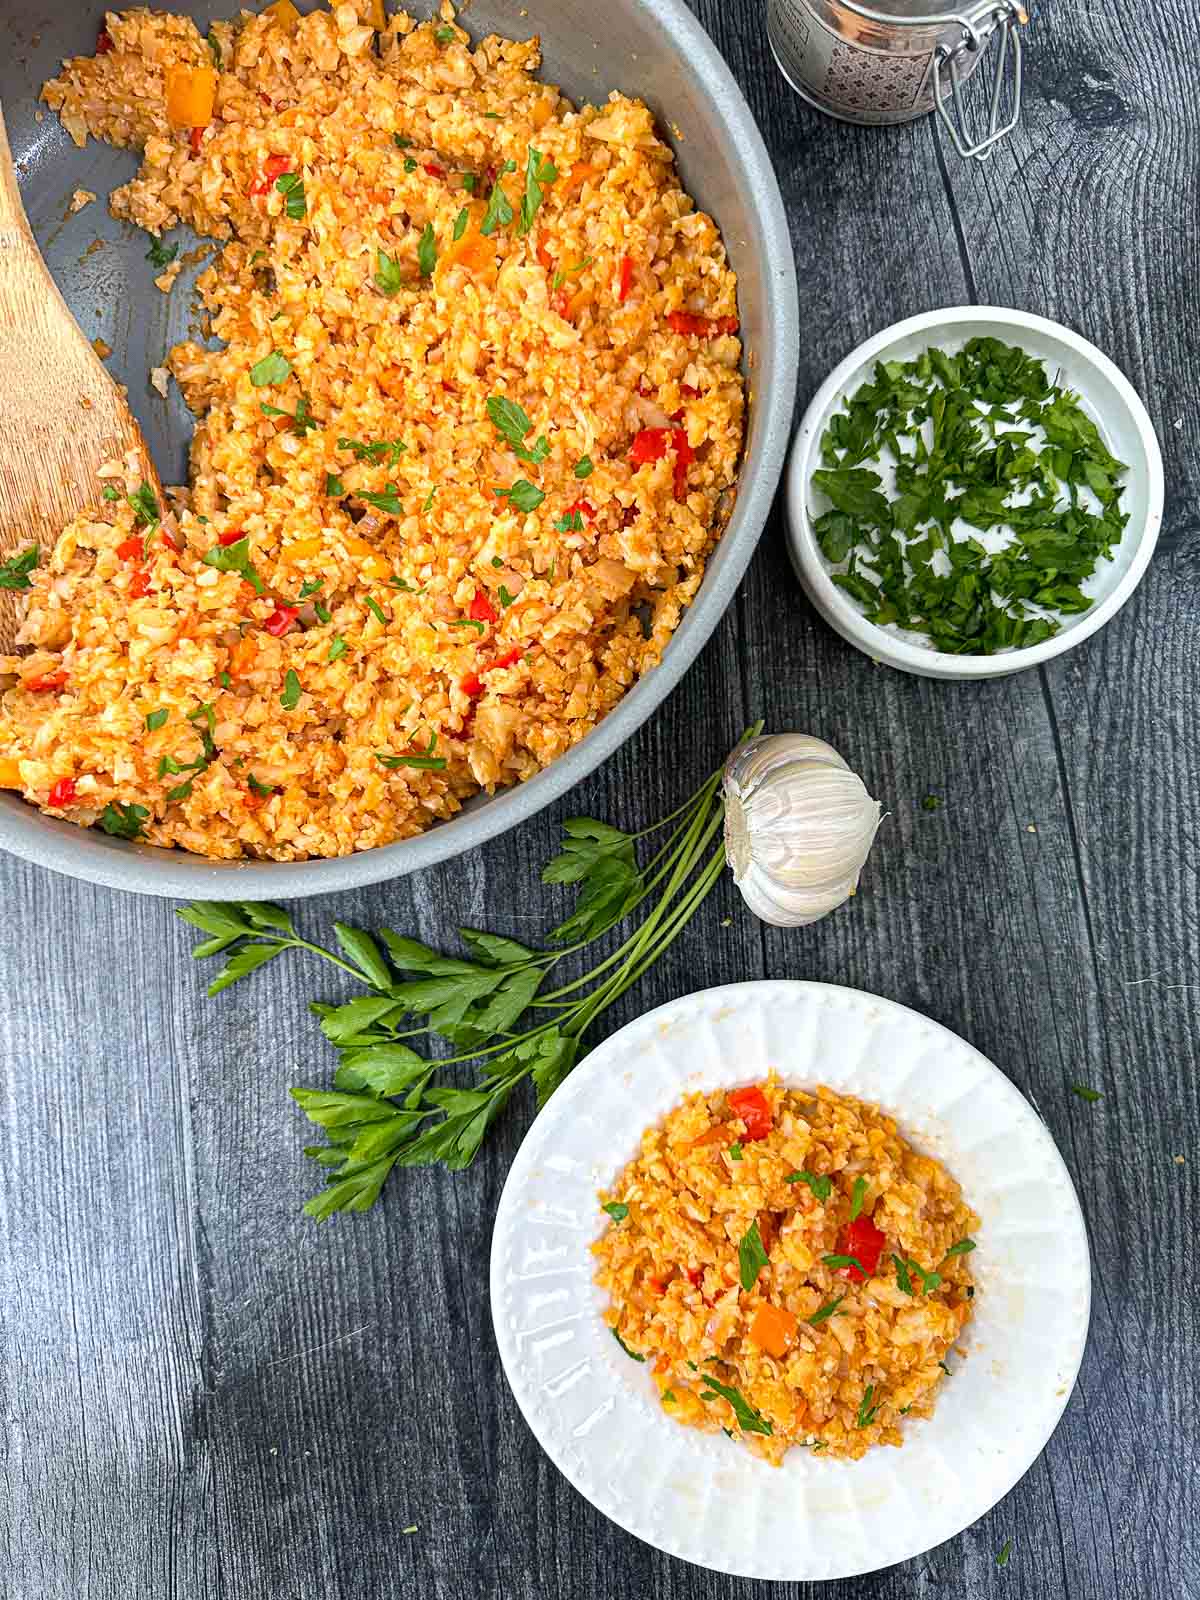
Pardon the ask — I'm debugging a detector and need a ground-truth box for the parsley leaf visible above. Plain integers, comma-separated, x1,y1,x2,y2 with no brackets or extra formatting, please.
892,1254,915,1295
495,480,545,513
364,596,389,624
417,222,437,277
486,395,550,466
785,1169,831,1200
250,350,291,386
328,636,347,662
822,1253,866,1275
849,1176,868,1221
856,1385,880,1428
434,25,456,43
128,483,160,528
99,801,150,840
698,1374,773,1437
145,709,168,732
517,146,558,235
738,1219,768,1290
145,234,179,270
357,485,404,516
943,1238,976,1258
374,249,403,296
728,1140,743,1161
453,206,470,241
553,510,583,533
201,536,264,595
612,1327,645,1362
807,1294,845,1326
325,473,345,496
997,1541,1013,1568
375,747,447,771
338,437,406,466
280,669,302,710
275,171,306,219
0,545,39,591
480,159,516,236
602,1200,629,1222
1070,1083,1103,1102
573,455,594,479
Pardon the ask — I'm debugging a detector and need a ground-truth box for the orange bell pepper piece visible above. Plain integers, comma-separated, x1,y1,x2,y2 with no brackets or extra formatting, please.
165,65,218,130
748,1303,797,1360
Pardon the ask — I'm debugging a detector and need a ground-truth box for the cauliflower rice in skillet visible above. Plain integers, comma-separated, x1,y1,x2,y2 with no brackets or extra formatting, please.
0,2,744,859
594,1079,978,1465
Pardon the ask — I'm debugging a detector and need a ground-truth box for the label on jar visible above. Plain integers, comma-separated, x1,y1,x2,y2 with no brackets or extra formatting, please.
766,0,939,125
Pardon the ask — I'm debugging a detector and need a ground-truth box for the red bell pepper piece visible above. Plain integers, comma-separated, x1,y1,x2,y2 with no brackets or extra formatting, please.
423,162,445,178
670,430,694,502
96,29,114,53
460,671,485,698
217,528,245,547
263,604,300,637
839,1216,886,1282
491,646,524,671
629,427,672,466
666,311,739,337
190,126,205,155
536,235,553,272
564,499,594,522
250,154,292,197
727,1084,772,1141
160,526,183,553
617,254,634,302
129,568,152,599
116,536,143,562
48,777,77,808
468,590,498,624
26,671,69,693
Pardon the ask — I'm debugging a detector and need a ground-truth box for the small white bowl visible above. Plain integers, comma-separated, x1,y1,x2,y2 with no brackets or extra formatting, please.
785,307,1164,680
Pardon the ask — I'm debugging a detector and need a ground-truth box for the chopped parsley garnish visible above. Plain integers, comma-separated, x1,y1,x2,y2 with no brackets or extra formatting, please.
812,337,1131,654
552,256,593,290
165,779,195,803
498,585,515,608
145,234,178,270
102,485,120,502
892,1254,914,1295
480,159,516,236
662,1390,676,1403
912,1262,942,1294
449,619,485,635
737,1219,768,1291
997,1541,1012,1568
573,455,594,479
375,738,448,772
482,111,501,120
697,1374,773,1437
98,801,149,840
1070,1083,1103,1102
856,1385,880,1428
364,596,389,624
487,396,550,466
250,350,291,386
602,1201,628,1222
393,134,412,149
145,709,168,732
374,249,403,296
460,173,476,194
452,206,470,241
389,576,418,592
325,473,345,496
201,536,264,595
313,601,331,623
434,25,456,43
849,1176,868,1221
246,773,276,798
260,393,319,434
357,484,404,515
728,1140,743,1161
218,671,232,688
822,1253,865,1275
280,669,302,710
922,794,942,811
495,480,545,513
403,156,417,173
275,171,306,219
939,1359,952,1374
128,482,160,528
299,578,324,599
417,223,437,276
785,1169,831,1200
338,436,406,466
611,1327,645,1362
0,545,39,591
207,31,222,68
517,146,558,234
807,1294,845,1326
943,1238,976,1258
553,510,583,533
422,489,436,512
328,636,347,662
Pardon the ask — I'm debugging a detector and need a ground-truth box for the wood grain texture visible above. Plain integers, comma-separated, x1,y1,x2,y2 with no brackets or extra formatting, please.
0,2,1197,1598
0,107,160,651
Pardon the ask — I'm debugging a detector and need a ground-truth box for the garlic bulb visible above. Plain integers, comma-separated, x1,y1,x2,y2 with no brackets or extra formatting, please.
722,733,883,928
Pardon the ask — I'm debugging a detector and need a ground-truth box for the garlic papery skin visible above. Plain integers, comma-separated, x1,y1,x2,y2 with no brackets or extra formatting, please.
722,733,883,928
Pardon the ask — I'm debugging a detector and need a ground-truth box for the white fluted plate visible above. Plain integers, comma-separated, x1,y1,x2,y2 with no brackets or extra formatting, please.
489,981,1091,1581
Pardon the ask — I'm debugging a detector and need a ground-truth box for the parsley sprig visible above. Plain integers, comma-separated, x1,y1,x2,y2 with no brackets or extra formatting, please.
813,337,1130,654
180,726,761,1218
0,545,39,591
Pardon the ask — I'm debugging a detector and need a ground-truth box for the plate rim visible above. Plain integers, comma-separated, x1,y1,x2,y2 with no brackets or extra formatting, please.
489,977,1093,1581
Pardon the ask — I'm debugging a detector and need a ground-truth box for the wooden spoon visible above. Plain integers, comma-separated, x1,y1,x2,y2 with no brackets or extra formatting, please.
0,103,162,653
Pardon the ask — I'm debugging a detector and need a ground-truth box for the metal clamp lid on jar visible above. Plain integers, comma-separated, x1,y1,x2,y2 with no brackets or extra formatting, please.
835,0,1027,160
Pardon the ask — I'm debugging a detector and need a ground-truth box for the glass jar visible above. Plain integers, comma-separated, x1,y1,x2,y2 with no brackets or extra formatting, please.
766,0,1028,159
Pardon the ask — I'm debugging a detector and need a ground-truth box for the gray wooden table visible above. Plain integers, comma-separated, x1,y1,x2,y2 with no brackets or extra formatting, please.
2,2,1197,1597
